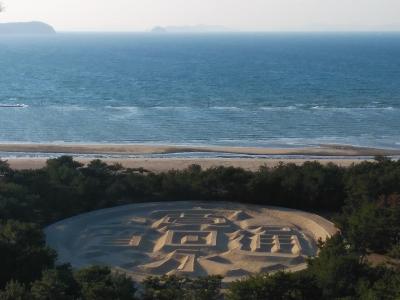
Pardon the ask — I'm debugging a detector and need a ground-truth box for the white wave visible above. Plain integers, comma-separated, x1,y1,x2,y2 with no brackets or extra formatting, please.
260,106,297,111
48,105,87,112
0,103,29,108
151,106,192,110
210,106,243,111
105,104,398,113
106,106,140,112
310,105,396,111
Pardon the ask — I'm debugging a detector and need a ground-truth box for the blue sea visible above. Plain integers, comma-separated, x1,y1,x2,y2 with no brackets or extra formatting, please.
1,33,400,151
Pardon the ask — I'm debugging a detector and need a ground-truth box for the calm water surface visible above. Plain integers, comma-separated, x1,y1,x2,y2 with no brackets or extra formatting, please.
0,33,400,149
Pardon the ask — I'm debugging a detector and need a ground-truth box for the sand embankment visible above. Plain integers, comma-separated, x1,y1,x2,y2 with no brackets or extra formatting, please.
6,157,373,172
0,143,400,172
1,143,397,172
0,143,399,156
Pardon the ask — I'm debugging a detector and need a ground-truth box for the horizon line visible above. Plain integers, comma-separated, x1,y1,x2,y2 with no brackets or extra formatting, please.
54,30,400,33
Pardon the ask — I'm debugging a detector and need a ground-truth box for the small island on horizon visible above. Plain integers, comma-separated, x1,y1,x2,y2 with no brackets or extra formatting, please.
0,21,56,34
1,1,400,299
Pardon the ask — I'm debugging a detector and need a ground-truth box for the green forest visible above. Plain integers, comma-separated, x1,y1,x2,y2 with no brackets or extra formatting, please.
0,156,399,299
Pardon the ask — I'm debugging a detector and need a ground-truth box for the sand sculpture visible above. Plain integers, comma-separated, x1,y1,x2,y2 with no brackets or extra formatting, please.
45,202,336,282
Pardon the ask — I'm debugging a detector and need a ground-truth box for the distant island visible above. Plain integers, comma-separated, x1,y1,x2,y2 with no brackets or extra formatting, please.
151,24,233,33
0,21,56,34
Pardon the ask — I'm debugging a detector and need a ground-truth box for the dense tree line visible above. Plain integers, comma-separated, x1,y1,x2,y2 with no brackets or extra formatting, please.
0,157,349,226
0,265,137,300
1,156,400,299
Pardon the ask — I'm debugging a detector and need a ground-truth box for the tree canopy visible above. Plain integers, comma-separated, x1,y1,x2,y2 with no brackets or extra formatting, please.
1,156,400,299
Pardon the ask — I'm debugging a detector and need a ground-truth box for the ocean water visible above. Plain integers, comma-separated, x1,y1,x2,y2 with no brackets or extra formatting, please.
0,33,400,149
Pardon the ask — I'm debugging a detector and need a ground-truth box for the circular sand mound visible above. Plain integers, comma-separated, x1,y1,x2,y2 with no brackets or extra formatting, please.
45,201,336,282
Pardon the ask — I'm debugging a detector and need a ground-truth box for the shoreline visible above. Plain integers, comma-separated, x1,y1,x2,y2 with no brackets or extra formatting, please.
1,142,400,157
1,143,396,172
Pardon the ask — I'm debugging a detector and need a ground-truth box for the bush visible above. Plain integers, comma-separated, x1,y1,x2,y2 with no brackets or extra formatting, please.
226,271,321,300
0,220,56,288
141,275,222,300
74,266,137,300
0,281,30,300
30,264,80,300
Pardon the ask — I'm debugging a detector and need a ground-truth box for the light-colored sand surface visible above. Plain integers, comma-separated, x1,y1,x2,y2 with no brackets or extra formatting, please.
1,142,400,156
2,142,395,171
45,201,337,282
6,158,372,172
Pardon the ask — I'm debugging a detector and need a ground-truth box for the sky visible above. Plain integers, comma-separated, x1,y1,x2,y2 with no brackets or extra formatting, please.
0,0,400,32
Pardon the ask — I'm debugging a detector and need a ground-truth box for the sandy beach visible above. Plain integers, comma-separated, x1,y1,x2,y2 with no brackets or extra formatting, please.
1,143,399,156
1,143,394,171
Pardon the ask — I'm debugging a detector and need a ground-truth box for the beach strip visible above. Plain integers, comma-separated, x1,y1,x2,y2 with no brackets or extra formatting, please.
1,143,397,172
0,143,399,156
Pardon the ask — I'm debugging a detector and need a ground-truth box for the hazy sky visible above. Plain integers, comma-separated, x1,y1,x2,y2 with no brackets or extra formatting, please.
1,0,400,32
